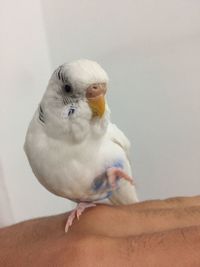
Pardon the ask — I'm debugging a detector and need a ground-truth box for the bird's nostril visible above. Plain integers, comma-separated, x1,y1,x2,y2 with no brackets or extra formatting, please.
86,83,106,98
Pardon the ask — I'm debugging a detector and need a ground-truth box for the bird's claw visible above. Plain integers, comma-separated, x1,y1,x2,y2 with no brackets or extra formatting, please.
107,167,134,190
65,202,96,232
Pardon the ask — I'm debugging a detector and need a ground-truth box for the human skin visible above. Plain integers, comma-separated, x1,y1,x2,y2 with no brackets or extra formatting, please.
1,196,200,266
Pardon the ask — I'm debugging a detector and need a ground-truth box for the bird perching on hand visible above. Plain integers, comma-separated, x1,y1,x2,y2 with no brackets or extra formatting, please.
24,59,138,232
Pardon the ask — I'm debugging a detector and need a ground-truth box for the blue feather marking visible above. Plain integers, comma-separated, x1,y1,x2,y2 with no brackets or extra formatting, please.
71,190,113,203
70,160,123,202
106,191,113,198
112,160,123,169
68,106,76,116
92,173,108,192
92,177,104,191
91,159,124,198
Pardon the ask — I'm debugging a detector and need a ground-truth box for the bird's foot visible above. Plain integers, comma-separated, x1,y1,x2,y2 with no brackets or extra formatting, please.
107,167,134,190
65,202,96,232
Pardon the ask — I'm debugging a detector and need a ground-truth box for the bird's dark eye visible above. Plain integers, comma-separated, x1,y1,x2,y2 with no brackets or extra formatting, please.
64,84,72,93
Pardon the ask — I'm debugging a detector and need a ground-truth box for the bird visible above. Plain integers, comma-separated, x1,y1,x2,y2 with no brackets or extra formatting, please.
24,59,138,232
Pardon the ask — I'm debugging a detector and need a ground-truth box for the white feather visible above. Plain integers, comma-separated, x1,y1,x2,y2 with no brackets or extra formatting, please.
24,59,138,206
62,59,109,90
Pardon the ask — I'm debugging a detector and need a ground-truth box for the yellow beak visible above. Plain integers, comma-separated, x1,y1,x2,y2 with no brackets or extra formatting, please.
87,95,105,118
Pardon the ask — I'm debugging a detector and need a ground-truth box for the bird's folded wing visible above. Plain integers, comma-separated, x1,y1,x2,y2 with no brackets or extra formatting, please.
106,123,132,164
105,123,138,204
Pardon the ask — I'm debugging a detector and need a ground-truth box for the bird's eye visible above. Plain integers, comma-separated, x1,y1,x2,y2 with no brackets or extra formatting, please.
64,84,72,93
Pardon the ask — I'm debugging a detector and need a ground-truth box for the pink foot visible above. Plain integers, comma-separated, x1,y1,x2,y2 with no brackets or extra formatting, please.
107,167,134,190
65,202,96,232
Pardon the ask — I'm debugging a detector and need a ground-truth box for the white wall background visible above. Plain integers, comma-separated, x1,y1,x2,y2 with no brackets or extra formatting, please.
1,0,200,226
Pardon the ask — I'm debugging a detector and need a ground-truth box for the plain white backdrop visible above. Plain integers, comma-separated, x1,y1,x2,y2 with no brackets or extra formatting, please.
1,0,200,226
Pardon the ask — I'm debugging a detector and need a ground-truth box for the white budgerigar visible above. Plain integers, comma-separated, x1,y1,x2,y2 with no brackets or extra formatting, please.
24,59,138,232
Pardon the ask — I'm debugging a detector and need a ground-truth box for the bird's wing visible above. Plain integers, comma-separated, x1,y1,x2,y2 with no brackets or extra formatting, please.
106,123,132,164
105,123,138,204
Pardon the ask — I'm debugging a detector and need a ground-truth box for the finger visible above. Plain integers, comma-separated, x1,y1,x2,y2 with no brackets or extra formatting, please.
125,205,200,236
122,224,200,267
130,195,200,210
72,225,200,267
70,203,200,237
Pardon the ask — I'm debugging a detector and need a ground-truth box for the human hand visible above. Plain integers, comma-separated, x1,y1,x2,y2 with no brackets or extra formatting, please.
1,195,200,266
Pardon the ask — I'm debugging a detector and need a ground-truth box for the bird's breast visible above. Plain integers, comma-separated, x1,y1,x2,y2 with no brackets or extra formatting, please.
25,124,129,203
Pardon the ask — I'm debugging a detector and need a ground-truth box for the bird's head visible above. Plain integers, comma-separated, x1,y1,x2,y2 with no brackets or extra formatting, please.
40,59,110,142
